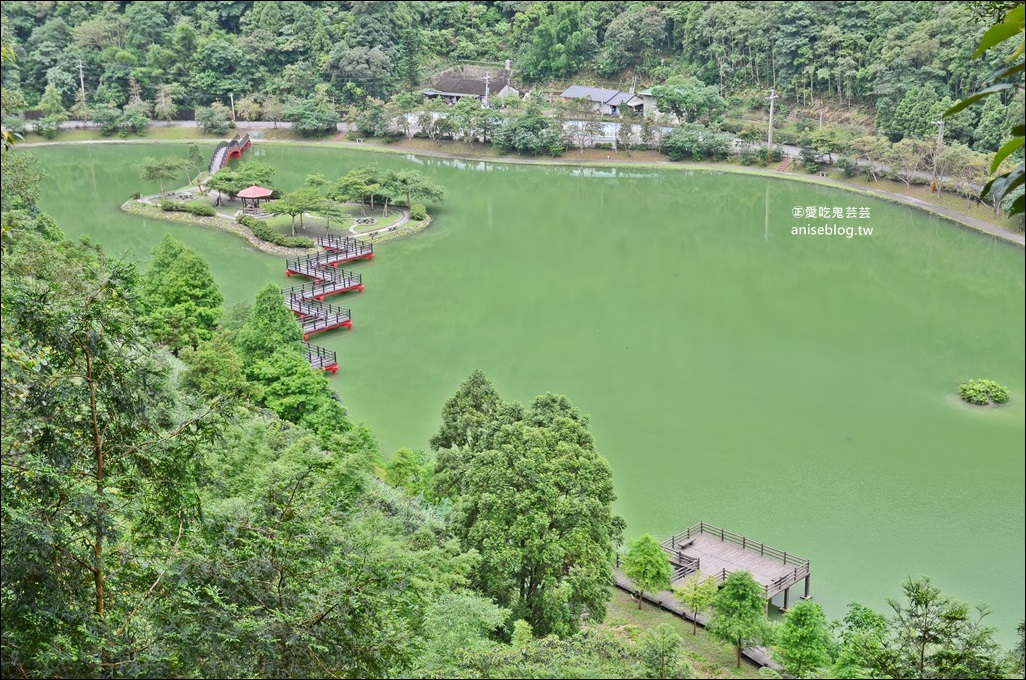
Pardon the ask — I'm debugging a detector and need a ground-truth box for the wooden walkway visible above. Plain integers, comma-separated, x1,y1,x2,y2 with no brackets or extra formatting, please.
284,292,352,340
285,239,374,276
284,269,363,299
282,235,374,371
661,522,811,608
316,233,375,263
613,570,780,672
302,341,339,374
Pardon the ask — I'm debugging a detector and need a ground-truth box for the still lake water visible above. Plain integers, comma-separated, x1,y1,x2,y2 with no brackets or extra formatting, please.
34,142,1024,638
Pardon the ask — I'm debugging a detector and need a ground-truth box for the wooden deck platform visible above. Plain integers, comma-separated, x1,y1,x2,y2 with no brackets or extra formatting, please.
661,522,811,606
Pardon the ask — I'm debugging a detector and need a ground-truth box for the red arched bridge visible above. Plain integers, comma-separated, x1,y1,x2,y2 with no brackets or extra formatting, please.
208,133,252,174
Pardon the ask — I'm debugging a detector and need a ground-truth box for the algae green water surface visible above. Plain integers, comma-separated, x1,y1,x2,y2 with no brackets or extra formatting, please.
34,143,1025,638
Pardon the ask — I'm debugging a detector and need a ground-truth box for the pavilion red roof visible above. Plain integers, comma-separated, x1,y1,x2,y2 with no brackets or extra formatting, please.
237,184,273,199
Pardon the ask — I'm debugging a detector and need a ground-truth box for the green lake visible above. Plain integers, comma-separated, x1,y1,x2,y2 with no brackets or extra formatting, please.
32,142,1025,638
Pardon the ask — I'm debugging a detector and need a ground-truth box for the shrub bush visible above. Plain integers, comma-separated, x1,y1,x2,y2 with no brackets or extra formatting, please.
34,117,61,140
409,203,427,221
236,214,315,248
836,156,859,178
160,200,216,216
548,140,566,157
493,105,564,156
774,130,801,146
958,379,1010,405
718,118,745,134
660,124,732,162
2,115,27,137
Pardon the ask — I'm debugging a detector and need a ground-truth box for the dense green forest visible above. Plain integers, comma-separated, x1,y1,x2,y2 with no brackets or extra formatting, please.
1,1,1022,140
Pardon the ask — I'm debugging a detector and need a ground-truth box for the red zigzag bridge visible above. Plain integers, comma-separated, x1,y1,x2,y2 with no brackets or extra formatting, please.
205,136,375,375
283,234,375,373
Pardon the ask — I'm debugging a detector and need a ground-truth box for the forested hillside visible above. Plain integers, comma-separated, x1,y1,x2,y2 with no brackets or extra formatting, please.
1,1,1020,134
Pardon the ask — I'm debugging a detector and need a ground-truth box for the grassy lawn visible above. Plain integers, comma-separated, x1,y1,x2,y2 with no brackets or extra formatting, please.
378,136,506,157
604,589,763,679
816,168,1021,231
263,205,405,237
266,213,332,234
349,207,405,233
265,212,352,236
259,127,331,141
23,126,211,143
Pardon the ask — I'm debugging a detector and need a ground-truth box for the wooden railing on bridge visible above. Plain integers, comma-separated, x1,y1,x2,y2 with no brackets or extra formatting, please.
284,291,352,340
284,233,371,371
316,233,374,262
302,342,338,374
285,268,363,300
286,246,372,273
670,563,690,582
286,255,368,283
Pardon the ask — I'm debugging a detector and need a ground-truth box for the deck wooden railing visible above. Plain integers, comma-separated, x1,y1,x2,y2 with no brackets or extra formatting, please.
300,305,351,334
658,522,811,598
663,521,810,569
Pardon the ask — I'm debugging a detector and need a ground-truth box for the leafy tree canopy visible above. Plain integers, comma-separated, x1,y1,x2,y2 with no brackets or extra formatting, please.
433,376,624,638
141,234,224,352
623,534,671,608
708,571,771,668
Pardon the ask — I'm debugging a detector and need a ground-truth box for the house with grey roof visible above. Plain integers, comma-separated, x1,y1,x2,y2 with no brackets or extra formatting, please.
422,65,519,106
559,85,644,116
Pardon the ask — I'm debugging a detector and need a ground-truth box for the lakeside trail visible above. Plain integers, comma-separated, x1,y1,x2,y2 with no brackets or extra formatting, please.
22,136,1024,248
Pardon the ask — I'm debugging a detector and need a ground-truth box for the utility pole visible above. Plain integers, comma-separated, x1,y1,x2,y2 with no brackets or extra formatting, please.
767,88,779,148
931,118,945,193
229,92,237,123
483,72,491,108
78,60,86,101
